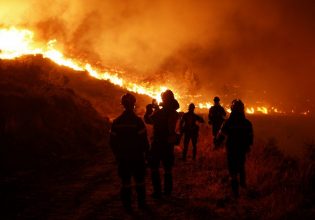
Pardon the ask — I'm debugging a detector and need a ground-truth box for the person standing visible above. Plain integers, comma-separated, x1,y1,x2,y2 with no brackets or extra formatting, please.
144,90,180,198
208,96,226,149
180,103,204,161
218,99,253,197
110,93,150,210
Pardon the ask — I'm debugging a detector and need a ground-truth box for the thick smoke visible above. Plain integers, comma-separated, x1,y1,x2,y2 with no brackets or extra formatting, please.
1,0,314,111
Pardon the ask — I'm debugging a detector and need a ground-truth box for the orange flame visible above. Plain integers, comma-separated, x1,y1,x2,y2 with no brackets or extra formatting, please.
0,27,168,103
0,27,309,115
0,28,41,58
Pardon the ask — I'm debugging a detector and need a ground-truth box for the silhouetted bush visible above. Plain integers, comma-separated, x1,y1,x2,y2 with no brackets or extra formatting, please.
0,57,109,174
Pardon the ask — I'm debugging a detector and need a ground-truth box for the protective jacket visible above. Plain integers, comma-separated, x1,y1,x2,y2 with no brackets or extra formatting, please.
208,105,226,126
144,99,180,145
220,112,253,154
110,110,149,161
144,99,180,196
180,112,204,134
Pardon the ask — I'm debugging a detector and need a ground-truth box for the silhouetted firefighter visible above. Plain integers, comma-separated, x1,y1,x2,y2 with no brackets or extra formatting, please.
218,99,253,197
208,96,226,149
180,103,204,161
144,90,180,198
110,93,150,210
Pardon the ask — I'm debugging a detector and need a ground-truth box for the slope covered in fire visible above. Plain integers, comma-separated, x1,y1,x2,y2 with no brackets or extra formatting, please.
0,55,150,173
0,57,96,172
1,55,314,220
0,55,149,218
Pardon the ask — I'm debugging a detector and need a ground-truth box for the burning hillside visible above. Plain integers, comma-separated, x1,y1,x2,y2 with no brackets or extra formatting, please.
1,56,314,218
0,56,113,172
0,27,171,103
1,0,314,115
0,27,311,115
1,1,314,219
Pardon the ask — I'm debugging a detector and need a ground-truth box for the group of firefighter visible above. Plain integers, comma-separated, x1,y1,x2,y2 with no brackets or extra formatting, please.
109,90,253,210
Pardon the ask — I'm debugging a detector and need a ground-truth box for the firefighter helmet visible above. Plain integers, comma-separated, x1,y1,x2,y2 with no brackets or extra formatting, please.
231,99,245,113
214,96,220,102
121,93,136,108
189,103,195,111
161,90,175,102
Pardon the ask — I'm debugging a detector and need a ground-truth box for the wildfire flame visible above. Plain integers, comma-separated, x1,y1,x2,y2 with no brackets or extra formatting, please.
0,27,167,103
0,27,310,115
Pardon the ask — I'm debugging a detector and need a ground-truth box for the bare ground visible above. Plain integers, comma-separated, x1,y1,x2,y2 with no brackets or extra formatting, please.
2,127,314,220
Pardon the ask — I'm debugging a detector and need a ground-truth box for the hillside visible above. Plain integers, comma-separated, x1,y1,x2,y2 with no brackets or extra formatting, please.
0,56,110,172
0,56,314,219
0,56,151,219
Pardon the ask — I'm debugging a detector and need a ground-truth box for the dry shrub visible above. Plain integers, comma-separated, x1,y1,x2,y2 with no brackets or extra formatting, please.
245,138,315,219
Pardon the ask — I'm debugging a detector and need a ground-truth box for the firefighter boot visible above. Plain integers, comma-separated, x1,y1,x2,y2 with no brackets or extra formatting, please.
151,169,162,199
231,178,239,198
240,168,247,188
136,184,146,208
120,186,132,211
164,172,173,196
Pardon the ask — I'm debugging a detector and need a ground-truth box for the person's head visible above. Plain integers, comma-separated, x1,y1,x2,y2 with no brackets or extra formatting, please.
188,103,195,112
161,90,174,102
161,89,179,110
121,93,136,111
161,89,174,105
214,96,220,105
231,99,245,114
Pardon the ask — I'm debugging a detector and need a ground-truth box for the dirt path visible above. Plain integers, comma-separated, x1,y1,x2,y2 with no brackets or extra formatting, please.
2,131,313,219
1,145,250,220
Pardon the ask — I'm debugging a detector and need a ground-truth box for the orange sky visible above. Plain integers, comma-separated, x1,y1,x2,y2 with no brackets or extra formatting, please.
0,0,314,112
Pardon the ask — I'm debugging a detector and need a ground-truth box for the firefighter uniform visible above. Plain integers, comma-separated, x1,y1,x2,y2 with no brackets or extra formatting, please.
219,99,253,197
180,103,204,161
110,94,150,209
208,97,226,149
144,90,180,198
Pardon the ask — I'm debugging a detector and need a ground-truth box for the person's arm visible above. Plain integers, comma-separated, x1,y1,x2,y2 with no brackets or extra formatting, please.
137,119,150,154
249,123,254,145
109,121,119,160
196,114,205,123
144,104,154,124
216,121,228,145
247,121,254,152
208,108,212,125
222,107,227,118
179,114,185,134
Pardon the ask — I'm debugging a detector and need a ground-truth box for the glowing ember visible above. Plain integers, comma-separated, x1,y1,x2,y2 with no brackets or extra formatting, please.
257,107,268,114
0,27,167,103
198,102,212,109
246,107,255,114
0,27,310,116
0,27,41,58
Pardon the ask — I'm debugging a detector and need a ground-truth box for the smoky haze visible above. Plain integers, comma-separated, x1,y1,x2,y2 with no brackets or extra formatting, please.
1,0,314,111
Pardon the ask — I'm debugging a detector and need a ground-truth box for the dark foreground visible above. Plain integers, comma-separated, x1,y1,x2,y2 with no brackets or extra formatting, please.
1,56,314,219
2,133,314,220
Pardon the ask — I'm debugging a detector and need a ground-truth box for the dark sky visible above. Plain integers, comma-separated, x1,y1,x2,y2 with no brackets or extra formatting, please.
1,0,314,111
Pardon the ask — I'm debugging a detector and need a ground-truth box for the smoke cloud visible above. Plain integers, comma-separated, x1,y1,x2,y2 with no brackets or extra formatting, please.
1,0,314,111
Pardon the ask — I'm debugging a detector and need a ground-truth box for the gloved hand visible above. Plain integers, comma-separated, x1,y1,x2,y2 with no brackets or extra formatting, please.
144,151,152,168
146,104,153,115
215,134,225,146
